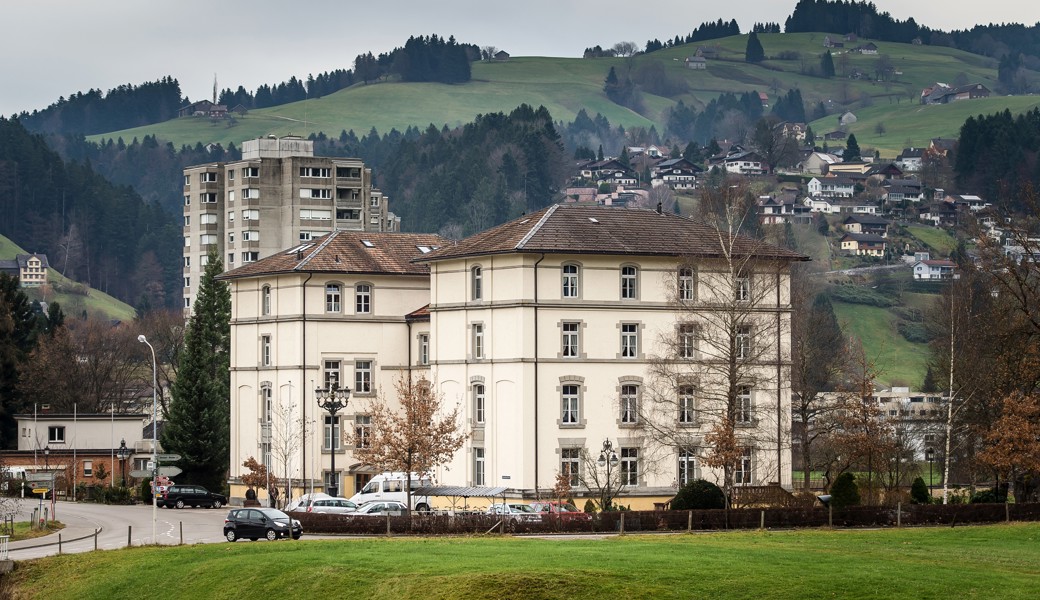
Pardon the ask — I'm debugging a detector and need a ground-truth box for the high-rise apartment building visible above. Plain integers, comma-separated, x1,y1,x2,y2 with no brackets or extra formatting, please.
182,135,399,311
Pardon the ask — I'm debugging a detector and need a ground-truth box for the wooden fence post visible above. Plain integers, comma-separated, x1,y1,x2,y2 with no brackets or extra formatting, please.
687,510,692,532
760,511,765,530
128,525,132,547
58,533,62,555
180,522,184,545
828,505,832,528
620,513,625,534
897,502,902,528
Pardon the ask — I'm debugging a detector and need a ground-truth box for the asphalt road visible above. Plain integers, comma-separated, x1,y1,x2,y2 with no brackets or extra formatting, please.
6,499,231,560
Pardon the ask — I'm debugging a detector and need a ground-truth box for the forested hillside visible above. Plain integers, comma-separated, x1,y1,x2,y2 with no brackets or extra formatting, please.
0,117,181,309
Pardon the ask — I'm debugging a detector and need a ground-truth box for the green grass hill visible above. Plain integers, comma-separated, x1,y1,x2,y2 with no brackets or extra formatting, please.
0,234,136,322
90,33,1040,149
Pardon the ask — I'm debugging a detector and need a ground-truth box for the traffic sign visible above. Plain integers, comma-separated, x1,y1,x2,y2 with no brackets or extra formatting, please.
154,454,182,462
157,466,182,477
32,488,49,494
129,469,151,479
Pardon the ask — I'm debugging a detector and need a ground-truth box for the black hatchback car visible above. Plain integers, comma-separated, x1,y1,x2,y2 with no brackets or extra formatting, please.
158,484,228,509
224,508,302,542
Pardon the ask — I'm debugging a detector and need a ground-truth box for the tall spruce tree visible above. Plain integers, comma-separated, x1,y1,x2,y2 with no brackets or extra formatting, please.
821,50,835,77
745,32,765,63
0,275,39,448
845,133,862,161
163,251,231,491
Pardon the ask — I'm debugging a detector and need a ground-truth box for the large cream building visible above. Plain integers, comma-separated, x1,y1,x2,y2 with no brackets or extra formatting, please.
183,136,399,312
220,205,806,507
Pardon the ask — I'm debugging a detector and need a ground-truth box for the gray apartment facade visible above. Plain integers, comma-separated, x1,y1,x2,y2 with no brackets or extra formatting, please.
182,136,399,310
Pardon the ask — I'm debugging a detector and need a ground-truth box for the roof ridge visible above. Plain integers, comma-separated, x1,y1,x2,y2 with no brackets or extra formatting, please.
296,231,340,270
515,205,558,250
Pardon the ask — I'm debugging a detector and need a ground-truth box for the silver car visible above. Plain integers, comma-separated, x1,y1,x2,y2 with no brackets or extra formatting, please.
487,502,542,524
308,497,359,514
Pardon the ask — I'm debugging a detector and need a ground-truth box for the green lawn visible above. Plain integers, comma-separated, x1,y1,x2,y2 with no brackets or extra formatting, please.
10,525,1040,599
832,300,930,387
905,224,958,256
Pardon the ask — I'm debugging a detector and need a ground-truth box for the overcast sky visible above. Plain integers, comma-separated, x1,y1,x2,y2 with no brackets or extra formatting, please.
2,0,1038,117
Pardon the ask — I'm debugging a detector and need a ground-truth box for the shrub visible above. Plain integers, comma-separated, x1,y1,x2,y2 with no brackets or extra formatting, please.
910,477,930,504
830,472,860,508
828,285,895,307
670,479,725,510
971,487,1002,503
583,499,597,514
897,321,932,343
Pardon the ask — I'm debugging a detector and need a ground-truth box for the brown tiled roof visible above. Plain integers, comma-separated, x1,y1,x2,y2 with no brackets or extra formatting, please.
405,304,431,321
416,205,808,263
217,231,447,280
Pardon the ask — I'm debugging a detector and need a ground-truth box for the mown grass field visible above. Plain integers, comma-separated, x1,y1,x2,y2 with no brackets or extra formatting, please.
9,524,1040,599
90,33,1040,149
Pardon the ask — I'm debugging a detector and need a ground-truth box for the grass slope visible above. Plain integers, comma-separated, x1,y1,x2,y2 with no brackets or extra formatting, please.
0,234,136,322
10,525,1040,599
90,33,1040,148
832,299,930,388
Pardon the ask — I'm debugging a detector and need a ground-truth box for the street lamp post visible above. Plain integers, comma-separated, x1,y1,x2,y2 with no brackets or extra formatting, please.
117,438,130,487
315,383,350,498
137,334,158,545
925,447,935,495
596,439,620,511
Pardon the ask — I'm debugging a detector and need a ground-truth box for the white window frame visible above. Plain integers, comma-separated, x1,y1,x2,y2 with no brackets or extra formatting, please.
736,274,751,302
472,323,485,360
473,383,486,425
323,416,341,451
355,284,371,314
735,447,753,485
561,448,581,487
620,323,639,358
620,447,639,486
562,322,580,358
354,415,372,449
620,384,639,424
325,284,341,313
323,360,341,389
620,265,638,300
679,324,697,359
354,360,373,394
83,460,93,477
261,285,271,316
736,325,752,360
261,334,271,366
471,266,483,301
562,264,580,298
561,384,580,425
678,450,696,486
48,426,65,443
736,385,753,423
474,448,486,486
418,333,430,366
679,386,696,424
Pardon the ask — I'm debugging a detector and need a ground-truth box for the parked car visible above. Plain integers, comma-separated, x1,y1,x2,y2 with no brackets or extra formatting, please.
308,497,358,514
349,472,433,511
285,492,331,513
224,507,302,542
487,503,542,525
159,484,228,509
352,501,409,516
529,501,592,522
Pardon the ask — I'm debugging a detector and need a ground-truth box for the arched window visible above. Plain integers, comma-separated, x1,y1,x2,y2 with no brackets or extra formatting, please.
620,265,638,300
562,264,580,298
261,285,271,315
471,266,483,301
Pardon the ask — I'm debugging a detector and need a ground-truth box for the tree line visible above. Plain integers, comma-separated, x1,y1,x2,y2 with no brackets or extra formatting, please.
16,77,183,136
954,108,1040,203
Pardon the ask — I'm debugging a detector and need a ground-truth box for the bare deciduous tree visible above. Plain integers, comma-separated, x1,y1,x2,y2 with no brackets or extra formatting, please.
349,375,467,510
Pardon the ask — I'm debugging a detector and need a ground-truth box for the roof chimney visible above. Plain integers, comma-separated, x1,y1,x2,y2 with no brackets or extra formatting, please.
657,202,663,214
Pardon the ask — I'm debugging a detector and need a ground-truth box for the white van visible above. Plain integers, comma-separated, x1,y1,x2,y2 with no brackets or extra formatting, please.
349,472,434,511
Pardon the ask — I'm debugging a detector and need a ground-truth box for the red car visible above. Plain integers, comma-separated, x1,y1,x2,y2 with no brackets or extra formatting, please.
528,501,592,522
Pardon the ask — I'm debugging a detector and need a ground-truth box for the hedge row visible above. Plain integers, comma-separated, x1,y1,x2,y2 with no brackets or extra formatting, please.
293,502,1040,535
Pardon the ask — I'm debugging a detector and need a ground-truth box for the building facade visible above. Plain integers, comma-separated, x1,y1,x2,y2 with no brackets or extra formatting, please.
183,136,399,312
221,205,806,508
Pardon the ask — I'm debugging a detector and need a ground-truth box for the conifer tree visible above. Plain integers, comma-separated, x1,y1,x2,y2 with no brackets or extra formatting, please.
163,250,231,491
820,50,835,77
745,32,765,63
845,133,862,161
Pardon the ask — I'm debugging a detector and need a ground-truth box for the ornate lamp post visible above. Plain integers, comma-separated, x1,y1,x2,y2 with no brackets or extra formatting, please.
596,439,620,510
117,438,131,487
315,382,351,498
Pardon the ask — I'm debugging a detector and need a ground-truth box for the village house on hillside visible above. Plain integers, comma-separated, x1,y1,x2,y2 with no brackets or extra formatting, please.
0,253,49,287
920,82,991,104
